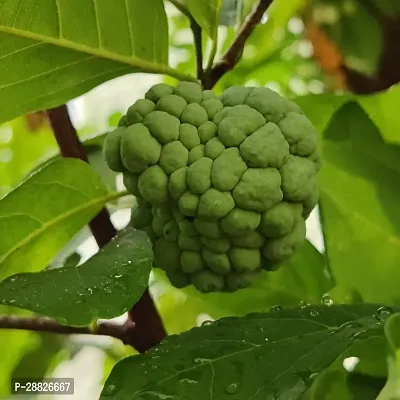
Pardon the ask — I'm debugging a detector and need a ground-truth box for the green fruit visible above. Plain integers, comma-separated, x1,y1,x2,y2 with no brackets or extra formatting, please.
103,81,320,293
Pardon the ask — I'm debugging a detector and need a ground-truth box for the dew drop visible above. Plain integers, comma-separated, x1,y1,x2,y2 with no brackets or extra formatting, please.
193,357,212,364
225,383,239,394
151,365,159,370
309,309,319,317
103,384,117,396
299,300,309,308
335,321,363,333
265,337,269,342
321,293,333,306
179,378,197,384
114,274,123,279
270,305,282,313
9,299,16,304
201,320,213,327
87,288,93,295
374,306,393,322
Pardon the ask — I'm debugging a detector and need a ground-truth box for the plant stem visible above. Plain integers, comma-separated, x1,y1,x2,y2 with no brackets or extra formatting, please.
202,0,274,89
0,315,129,343
191,19,204,80
46,105,167,352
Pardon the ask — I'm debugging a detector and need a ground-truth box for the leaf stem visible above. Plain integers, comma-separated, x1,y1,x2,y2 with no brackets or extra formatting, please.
202,0,274,89
0,315,130,343
206,33,219,72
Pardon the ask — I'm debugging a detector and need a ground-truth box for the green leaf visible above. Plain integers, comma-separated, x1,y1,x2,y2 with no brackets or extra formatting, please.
0,228,152,326
185,0,222,38
101,304,394,399
318,102,400,305
0,0,195,124
296,83,400,145
376,313,400,399
357,84,400,145
308,369,385,400
219,0,241,26
0,158,122,281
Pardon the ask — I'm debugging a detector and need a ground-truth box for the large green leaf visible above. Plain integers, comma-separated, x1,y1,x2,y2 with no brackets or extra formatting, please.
0,228,152,326
0,0,195,124
101,304,394,399
296,83,400,145
318,102,400,305
185,0,222,38
0,158,122,281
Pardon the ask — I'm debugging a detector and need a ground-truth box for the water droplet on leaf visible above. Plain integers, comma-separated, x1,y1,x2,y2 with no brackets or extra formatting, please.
225,383,239,394
299,300,309,308
193,357,212,364
321,293,333,306
103,384,117,396
374,306,393,322
201,320,213,327
270,305,282,312
309,309,319,317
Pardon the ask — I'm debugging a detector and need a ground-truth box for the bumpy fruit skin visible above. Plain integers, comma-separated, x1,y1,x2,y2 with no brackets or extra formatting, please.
104,82,321,293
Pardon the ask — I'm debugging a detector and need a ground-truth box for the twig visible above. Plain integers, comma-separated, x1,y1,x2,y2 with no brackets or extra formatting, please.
190,19,204,80
0,315,129,343
202,0,274,89
46,105,167,352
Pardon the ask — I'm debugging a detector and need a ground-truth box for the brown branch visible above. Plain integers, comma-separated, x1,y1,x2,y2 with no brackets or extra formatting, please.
0,315,132,343
46,105,167,352
47,105,117,247
190,18,204,80
202,0,274,89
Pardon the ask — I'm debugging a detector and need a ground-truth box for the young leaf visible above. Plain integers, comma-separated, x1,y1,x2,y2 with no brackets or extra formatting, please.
0,0,194,124
185,0,222,39
101,304,394,399
0,228,152,326
0,158,121,281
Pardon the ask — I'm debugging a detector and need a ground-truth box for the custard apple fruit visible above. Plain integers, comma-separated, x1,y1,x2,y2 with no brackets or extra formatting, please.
103,82,321,293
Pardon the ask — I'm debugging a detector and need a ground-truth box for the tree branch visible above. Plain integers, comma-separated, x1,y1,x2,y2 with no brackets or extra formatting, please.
47,105,117,247
202,0,274,89
191,19,204,80
46,105,167,352
0,315,131,343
